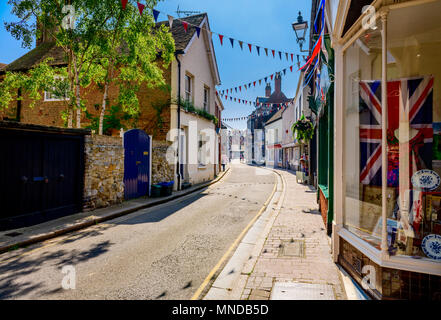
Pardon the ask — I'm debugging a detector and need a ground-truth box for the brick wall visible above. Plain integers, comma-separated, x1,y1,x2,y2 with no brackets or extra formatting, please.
0,62,173,141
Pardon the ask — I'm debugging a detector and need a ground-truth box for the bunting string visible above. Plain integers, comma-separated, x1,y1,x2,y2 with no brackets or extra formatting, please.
126,2,309,63
216,65,296,97
217,92,293,109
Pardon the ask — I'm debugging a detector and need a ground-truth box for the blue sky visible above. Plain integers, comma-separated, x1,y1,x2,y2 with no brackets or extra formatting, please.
0,0,311,129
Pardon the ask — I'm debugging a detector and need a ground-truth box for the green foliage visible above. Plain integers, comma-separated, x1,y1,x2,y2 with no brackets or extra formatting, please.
0,58,69,110
3,0,175,127
85,104,135,135
177,99,218,125
291,114,314,143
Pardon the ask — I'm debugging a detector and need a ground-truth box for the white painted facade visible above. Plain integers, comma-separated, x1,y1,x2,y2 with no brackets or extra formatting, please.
169,16,221,189
265,118,283,168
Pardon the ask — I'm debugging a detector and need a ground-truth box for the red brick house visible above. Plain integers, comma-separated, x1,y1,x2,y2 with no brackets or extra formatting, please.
0,13,222,189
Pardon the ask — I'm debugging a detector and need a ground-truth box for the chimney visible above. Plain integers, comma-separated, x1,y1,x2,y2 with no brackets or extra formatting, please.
265,83,271,97
275,72,281,93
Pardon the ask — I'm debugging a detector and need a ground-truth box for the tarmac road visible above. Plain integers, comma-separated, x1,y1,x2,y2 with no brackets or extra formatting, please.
0,163,276,300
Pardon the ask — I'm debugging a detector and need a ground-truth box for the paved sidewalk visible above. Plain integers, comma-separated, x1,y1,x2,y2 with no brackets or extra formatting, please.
239,169,347,300
0,168,230,254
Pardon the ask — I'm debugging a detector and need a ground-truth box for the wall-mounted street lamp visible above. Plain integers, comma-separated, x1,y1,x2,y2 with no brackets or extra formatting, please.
292,11,309,53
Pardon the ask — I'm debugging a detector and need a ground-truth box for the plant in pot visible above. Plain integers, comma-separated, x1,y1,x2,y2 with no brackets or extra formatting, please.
291,114,313,182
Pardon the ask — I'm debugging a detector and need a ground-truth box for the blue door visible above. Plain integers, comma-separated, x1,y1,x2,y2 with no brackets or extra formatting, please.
124,129,151,199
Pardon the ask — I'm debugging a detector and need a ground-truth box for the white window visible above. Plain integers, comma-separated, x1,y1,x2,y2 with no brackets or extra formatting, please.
44,77,69,101
185,74,192,102
203,86,210,111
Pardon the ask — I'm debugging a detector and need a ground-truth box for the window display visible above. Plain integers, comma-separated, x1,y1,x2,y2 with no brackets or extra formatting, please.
343,25,383,249
343,1,441,261
384,2,441,259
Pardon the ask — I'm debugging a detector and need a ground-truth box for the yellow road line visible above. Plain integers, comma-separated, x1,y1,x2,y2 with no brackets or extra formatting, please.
191,169,279,300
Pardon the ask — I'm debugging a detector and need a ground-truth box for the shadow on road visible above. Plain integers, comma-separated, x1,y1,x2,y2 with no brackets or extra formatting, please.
119,193,206,225
0,240,114,299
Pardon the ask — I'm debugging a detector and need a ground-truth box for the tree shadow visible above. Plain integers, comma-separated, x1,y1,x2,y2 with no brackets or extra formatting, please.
0,240,113,299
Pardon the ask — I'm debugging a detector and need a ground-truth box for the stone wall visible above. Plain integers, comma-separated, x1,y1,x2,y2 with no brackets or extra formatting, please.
152,140,174,184
83,134,124,211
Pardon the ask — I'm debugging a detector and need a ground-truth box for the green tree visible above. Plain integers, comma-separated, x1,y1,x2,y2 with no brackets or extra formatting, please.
2,0,174,131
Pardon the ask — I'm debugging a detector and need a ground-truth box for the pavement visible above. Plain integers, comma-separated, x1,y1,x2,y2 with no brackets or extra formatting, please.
0,166,231,254
204,168,351,300
0,163,277,299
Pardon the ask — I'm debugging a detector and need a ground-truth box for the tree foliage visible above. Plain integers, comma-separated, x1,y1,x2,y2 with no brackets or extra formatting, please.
1,0,175,131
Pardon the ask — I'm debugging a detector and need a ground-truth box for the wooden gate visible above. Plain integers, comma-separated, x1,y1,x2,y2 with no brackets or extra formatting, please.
123,129,151,200
0,123,86,231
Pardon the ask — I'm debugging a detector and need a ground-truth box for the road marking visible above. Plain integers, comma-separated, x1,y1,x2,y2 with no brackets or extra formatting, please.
191,167,279,300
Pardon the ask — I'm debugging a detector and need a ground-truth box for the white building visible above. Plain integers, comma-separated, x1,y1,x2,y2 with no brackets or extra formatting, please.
265,109,283,168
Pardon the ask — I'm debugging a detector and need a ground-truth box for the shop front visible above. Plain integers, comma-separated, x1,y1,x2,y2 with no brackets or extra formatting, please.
333,0,441,300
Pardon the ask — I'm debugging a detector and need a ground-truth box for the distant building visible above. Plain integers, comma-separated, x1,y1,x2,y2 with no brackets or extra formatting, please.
247,72,292,165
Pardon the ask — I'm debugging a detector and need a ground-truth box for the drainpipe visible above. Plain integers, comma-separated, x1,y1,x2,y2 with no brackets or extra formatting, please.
175,51,183,191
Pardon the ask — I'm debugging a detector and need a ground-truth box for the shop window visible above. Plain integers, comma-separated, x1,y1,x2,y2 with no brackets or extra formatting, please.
343,24,383,249
343,1,441,262
384,2,441,259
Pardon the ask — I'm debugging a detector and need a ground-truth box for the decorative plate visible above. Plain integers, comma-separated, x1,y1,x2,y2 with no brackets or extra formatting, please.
411,169,440,190
421,234,441,260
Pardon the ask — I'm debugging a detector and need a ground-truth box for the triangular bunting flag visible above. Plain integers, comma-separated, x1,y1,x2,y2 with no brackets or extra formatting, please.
283,69,286,75
121,0,128,10
152,9,160,21
244,84,247,90
182,21,188,32
290,66,293,72
272,49,275,58
239,86,241,91
137,2,145,15
239,41,243,50
229,38,234,48
285,52,288,61
271,74,274,80
278,51,282,60
248,43,252,53
264,48,268,56
291,53,294,62
253,81,256,87
195,26,201,38
218,34,224,45
168,15,174,28
259,79,262,85
264,77,267,82
256,46,260,55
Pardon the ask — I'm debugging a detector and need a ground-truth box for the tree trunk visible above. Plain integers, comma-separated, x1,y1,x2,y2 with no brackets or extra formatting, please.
68,110,73,128
73,56,81,128
99,82,109,135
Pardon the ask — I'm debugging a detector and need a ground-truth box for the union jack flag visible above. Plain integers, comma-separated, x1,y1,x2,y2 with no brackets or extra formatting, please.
359,76,434,186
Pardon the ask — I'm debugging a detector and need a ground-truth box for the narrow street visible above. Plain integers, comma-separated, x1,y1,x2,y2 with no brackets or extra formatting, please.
0,164,275,300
